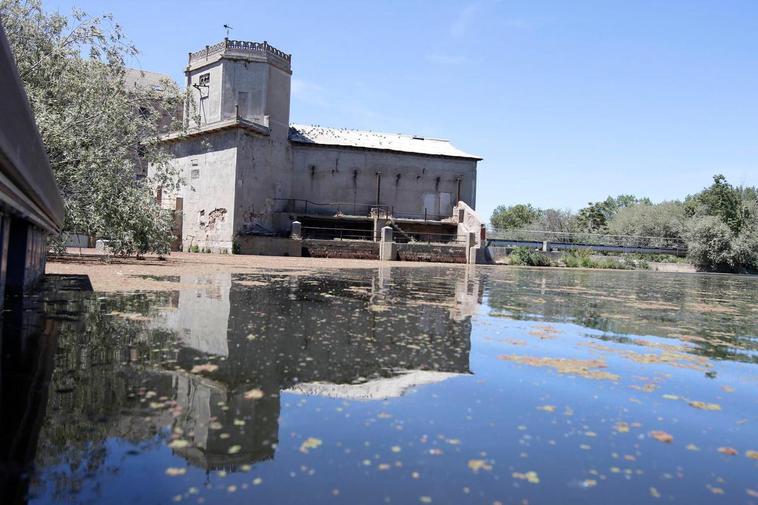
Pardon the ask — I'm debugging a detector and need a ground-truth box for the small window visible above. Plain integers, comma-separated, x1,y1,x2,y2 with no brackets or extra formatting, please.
191,159,199,166
191,169,200,180
198,73,210,85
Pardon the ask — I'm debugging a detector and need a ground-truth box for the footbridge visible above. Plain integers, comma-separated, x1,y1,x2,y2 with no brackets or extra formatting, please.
485,229,687,257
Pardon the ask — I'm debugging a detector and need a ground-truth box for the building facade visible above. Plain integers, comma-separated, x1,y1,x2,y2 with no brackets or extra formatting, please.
155,39,480,253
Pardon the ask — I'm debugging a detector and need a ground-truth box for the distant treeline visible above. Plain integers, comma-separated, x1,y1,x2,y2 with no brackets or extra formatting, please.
490,175,758,274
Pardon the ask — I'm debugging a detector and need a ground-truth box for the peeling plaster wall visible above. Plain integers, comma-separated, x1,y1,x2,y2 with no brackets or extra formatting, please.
162,130,239,252
233,131,293,235
290,145,477,219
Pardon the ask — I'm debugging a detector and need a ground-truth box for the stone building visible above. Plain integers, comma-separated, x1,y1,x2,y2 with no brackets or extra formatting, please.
154,39,481,253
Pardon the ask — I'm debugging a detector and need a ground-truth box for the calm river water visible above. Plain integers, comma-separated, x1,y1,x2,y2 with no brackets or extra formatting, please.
2,267,757,504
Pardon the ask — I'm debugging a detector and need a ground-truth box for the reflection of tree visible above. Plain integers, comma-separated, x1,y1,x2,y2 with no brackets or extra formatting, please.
486,268,758,363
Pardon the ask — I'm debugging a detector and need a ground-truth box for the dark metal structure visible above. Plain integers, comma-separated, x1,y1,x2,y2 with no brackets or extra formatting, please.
0,22,64,302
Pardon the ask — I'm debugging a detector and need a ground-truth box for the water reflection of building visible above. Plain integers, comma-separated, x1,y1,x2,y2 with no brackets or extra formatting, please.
150,268,478,471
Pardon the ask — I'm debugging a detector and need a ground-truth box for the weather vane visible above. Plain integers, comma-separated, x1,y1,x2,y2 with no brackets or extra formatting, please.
223,24,233,38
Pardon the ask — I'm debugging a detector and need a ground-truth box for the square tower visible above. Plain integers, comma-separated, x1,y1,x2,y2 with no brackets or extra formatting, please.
185,39,292,138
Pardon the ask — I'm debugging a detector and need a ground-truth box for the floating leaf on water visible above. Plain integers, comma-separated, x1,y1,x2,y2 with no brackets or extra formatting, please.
467,459,493,473
252,477,263,485
650,487,661,498
581,479,597,488
168,439,189,449
512,471,540,484
614,422,630,433
391,446,402,453
717,447,737,456
537,405,556,412
190,364,218,374
419,497,432,504
165,467,186,477
721,385,735,393
299,437,323,453
746,450,758,460
650,431,673,443
686,443,700,451
688,401,721,411
662,394,679,400
228,445,242,454
244,388,264,400
498,355,619,381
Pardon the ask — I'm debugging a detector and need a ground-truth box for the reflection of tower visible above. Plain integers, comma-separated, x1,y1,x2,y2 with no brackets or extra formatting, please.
161,270,476,470
170,373,278,471
154,274,232,356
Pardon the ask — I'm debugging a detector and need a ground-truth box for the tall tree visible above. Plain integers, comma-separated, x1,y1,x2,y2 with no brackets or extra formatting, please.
490,204,541,230
0,0,186,255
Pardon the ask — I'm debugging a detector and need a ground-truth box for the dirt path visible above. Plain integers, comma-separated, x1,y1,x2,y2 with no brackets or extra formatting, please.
46,248,469,292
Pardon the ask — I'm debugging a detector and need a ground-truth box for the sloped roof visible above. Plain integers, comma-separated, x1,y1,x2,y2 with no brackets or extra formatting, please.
289,124,481,160
124,68,175,93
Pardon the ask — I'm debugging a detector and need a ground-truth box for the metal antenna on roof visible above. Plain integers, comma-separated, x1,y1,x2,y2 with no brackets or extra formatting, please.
223,24,234,38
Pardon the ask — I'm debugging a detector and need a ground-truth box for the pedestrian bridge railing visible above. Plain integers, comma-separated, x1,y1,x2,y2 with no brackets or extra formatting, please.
486,228,687,256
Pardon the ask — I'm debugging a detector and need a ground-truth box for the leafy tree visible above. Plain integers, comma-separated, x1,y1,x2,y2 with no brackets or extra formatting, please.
490,204,541,230
608,201,686,247
576,201,609,232
684,174,755,234
538,208,579,234
0,0,185,255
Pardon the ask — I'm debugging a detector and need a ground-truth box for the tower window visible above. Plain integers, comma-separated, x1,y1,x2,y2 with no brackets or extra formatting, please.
198,73,210,85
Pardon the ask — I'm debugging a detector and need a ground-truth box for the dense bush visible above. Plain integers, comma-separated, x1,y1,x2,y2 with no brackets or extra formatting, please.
685,216,757,273
683,176,758,273
561,249,637,270
607,201,686,247
509,247,553,267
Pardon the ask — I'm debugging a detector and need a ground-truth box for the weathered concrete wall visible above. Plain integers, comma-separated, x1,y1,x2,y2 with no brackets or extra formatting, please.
234,130,293,234
302,239,379,259
396,242,467,263
163,130,239,252
236,236,301,256
186,60,224,126
290,144,476,219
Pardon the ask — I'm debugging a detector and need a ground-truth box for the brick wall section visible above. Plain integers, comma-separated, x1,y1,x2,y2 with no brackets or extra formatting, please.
302,240,379,259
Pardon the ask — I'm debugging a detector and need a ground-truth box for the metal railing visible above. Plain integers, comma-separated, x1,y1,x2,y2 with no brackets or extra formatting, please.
393,231,465,245
301,226,374,241
273,198,453,222
273,198,392,218
487,227,687,251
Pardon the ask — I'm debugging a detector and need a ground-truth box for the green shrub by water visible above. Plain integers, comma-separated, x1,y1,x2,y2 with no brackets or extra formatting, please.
561,249,640,270
509,247,553,267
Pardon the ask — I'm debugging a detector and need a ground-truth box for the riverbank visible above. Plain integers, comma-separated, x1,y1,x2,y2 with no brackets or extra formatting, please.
46,248,700,292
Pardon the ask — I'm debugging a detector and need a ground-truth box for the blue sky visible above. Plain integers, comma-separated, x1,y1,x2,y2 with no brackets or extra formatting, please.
47,0,758,220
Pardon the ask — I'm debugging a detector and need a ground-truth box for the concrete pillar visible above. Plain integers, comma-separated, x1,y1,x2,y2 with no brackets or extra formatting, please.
466,231,477,265
291,220,302,239
379,226,396,261
542,240,548,252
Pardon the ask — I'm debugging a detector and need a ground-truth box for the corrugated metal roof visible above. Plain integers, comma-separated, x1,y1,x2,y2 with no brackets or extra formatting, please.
289,124,481,160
